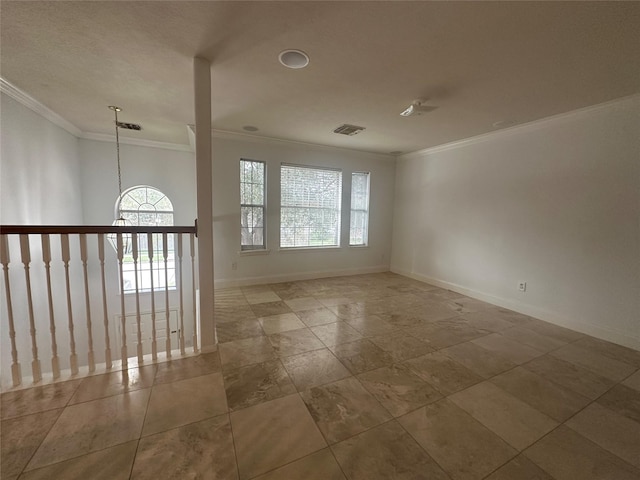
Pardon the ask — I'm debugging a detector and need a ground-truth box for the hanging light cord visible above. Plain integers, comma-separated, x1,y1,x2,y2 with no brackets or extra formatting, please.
110,106,124,219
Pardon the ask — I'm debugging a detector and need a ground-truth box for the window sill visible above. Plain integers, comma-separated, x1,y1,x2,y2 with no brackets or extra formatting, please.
238,249,271,256
349,244,369,248
279,246,341,253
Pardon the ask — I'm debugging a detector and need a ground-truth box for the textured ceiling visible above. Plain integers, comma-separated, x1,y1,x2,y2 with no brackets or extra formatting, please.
2,1,639,155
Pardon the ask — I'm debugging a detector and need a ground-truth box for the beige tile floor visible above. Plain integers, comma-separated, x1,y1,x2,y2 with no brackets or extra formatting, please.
2,272,640,479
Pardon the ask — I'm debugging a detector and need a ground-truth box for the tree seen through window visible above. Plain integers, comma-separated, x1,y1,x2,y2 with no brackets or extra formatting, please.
116,185,175,293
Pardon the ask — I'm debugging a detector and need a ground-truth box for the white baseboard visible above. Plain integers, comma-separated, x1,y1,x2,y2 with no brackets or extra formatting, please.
215,264,389,289
391,268,640,351
200,344,218,354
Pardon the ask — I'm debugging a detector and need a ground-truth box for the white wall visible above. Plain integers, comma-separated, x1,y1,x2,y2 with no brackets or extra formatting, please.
78,138,198,363
212,135,396,286
1,93,83,224
78,139,196,227
0,100,199,389
1,93,85,387
391,95,640,349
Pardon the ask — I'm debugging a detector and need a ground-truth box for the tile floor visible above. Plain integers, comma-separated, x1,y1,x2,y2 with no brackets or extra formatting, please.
2,272,639,479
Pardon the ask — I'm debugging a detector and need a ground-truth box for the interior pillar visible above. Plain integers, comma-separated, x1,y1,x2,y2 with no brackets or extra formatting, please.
193,56,216,351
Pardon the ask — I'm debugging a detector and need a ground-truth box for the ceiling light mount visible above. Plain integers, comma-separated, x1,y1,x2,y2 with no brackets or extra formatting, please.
278,49,310,69
400,99,438,117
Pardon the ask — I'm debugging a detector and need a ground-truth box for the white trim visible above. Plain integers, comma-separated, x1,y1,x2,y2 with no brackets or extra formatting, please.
401,93,640,160
187,124,196,151
391,267,640,351
213,129,395,161
215,264,389,288
279,246,341,253
1,77,82,137
1,76,193,153
238,249,270,256
80,132,193,152
6,76,637,161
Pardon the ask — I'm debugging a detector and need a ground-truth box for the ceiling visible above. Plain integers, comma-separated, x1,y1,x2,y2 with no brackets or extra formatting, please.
2,1,639,155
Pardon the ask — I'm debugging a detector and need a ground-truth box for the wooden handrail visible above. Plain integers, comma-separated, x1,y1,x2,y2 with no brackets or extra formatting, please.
0,224,197,235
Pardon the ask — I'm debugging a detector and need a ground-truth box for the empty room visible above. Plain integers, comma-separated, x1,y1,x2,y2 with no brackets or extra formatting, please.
1,1,639,479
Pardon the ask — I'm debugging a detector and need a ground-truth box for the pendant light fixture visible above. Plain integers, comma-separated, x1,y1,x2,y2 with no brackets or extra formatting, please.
107,105,132,254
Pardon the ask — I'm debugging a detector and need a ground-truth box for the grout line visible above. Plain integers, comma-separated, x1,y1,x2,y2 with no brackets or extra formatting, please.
5,273,638,479
127,438,142,479
12,405,66,477
226,410,242,480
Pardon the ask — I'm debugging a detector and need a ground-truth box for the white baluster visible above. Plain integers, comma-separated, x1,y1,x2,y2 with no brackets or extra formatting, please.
1,235,22,386
117,233,128,369
41,234,60,379
163,232,171,357
98,234,112,369
79,234,95,372
61,234,79,375
177,233,185,355
190,233,198,353
20,235,42,383
148,233,157,361
132,233,143,363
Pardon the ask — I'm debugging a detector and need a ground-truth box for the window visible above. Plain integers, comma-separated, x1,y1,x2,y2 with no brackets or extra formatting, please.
117,186,175,293
280,164,342,248
350,172,370,246
240,159,266,250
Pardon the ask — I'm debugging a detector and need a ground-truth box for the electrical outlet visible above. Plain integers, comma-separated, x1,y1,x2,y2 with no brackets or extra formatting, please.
518,281,527,292
231,261,237,271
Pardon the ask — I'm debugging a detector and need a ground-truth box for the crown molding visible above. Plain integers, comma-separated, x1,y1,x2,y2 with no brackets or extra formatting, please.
80,132,193,152
1,76,193,153
7,74,635,161
402,93,640,160
1,78,390,159
1,77,82,137
187,124,196,151
212,128,395,161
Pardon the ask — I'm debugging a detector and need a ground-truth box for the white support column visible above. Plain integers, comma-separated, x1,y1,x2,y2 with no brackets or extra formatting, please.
162,232,171,358
177,234,186,355
194,56,216,351
61,234,78,376
147,233,158,361
41,234,61,379
132,233,143,364
97,234,112,369
1,235,22,387
20,235,42,383
79,234,96,373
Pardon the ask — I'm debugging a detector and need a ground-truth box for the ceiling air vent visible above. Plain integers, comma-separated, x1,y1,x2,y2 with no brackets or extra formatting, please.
333,124,365,136
116,121,142,131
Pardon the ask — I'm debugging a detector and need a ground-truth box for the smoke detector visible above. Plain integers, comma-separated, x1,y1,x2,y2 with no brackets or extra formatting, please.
400,99,438,117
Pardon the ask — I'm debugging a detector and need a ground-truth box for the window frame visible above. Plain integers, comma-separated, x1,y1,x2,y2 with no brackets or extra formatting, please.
279,163,343,249
240,159,267,251
349,171,370,247
115,185,176,294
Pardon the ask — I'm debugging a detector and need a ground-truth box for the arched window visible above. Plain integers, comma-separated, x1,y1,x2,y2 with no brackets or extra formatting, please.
116,186,175,293
118,185,174,228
